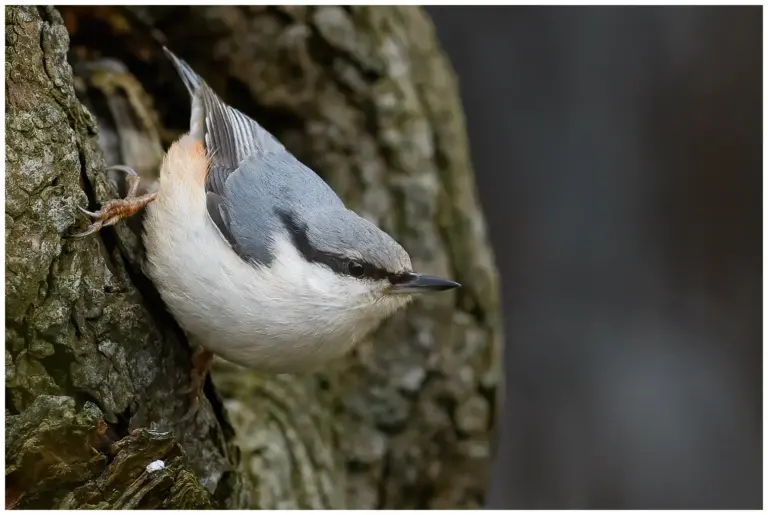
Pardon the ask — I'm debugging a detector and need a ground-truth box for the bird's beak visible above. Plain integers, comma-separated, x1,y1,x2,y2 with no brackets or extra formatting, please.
389,273,461,295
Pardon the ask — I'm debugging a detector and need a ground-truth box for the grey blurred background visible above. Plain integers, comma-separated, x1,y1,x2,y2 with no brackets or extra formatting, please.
427,6,762,509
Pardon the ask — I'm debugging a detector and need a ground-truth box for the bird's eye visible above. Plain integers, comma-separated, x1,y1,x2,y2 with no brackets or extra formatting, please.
348,260,365,278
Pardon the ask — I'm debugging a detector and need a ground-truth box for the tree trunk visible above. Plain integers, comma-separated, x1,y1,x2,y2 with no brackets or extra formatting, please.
5,5,502,509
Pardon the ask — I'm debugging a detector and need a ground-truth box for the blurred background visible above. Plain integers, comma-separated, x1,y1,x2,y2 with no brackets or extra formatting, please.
427,6,762,509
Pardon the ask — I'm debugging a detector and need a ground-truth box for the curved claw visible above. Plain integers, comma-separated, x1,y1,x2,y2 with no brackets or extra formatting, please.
177,380,204,423
77,205,102,218
178,383,195,396
103,216,122,228
178,397,202,424
104,164,138,176
68,221,103,239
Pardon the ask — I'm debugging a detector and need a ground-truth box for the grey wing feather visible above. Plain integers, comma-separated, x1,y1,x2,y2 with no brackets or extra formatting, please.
205,191,244,255
201,91,285,169
205,165,228,196
220,154,345,266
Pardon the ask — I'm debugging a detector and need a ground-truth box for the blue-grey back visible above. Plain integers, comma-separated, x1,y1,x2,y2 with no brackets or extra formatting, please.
209,150,344,265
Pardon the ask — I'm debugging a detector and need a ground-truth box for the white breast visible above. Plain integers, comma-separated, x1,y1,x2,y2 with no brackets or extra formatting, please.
143,136,407,372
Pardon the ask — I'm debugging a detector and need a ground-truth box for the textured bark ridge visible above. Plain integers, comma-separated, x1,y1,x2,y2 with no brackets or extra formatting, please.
6,5,502,509
5,7,240,508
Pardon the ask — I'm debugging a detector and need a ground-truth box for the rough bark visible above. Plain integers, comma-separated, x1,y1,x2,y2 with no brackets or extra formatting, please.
5,6,240,508
6,5,502,509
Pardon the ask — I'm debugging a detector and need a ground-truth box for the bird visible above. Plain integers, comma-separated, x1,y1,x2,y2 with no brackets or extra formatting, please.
74,47,460,418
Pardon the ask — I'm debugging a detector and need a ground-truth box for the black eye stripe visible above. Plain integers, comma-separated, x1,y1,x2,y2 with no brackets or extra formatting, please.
278,209,407,281
387,272,413,284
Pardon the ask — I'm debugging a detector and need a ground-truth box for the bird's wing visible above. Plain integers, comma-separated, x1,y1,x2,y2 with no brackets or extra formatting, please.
165,48,347,266
212,153,345,266
165,47,290,263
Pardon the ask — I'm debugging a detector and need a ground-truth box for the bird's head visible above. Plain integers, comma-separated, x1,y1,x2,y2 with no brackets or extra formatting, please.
273,208,460,326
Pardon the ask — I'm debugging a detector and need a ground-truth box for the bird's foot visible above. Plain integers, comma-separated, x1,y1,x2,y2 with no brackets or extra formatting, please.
71,165,157,238
178,346,214,423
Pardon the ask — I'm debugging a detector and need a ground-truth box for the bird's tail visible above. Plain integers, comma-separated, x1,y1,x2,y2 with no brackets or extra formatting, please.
163,47,202,94
163,47,284,169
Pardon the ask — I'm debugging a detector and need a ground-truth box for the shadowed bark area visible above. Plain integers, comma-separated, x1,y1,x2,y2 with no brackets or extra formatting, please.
6,5,502,509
